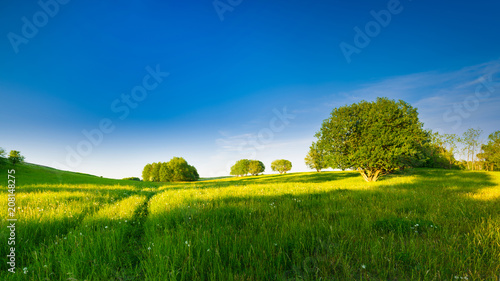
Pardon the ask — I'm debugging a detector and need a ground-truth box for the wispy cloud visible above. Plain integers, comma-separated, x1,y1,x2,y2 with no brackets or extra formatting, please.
335,59,500,134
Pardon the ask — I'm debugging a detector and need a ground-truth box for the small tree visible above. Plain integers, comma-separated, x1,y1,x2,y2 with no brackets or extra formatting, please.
230,159,250,177
8,150,25,165
271,159,292,174
316,97,426,182
248,160,265,176
0,147,5,158
305,142,326,172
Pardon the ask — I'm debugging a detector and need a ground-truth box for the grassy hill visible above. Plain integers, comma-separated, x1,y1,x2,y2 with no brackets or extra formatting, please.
0,162,499,280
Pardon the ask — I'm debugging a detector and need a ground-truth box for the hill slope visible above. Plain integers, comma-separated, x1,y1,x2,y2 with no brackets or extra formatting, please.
0,160,160,187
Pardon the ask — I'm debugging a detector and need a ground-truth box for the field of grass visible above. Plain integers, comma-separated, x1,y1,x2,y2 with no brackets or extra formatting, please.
0,162,499,280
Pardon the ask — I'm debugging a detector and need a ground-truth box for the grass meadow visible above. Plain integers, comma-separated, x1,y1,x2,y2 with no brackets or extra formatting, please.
0,163,499,280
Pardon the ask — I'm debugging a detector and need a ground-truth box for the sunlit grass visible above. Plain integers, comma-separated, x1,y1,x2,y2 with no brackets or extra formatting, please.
0,162,498,280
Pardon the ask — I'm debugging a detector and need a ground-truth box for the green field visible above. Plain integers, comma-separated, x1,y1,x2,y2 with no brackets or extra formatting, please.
0,163,499,280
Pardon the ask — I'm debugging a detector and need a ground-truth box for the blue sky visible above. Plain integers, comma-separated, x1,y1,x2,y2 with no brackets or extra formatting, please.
1,0,499,178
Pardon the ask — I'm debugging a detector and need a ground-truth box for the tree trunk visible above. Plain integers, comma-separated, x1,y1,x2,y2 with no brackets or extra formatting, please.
358,168,369,182
358,168,381,182
372,169,381,182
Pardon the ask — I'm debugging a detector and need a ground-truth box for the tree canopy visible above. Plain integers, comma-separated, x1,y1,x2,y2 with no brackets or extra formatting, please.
230,159,250,177
418,130,461,169
315,97,426,182
142,164,152,182
304,142,326,172
271,159,292,174
230,159,265,176
248,160,265,176
142,157,199,182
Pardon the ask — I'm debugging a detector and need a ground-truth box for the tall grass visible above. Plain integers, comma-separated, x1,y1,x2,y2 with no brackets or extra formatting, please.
0,163,499,280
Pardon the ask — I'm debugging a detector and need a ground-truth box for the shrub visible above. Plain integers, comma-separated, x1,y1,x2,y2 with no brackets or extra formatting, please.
122,177,141,181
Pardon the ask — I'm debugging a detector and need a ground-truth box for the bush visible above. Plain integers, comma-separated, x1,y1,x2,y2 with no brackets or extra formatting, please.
122,177,141,181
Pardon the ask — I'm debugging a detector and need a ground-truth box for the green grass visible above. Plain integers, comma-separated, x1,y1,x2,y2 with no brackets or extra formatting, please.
0,161,499,280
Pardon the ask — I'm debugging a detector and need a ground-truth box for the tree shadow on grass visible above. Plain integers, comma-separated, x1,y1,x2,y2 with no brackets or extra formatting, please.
236,171,360,184
12,186,144,196
0,191,144,271
162,171,361,191
381,168,498,196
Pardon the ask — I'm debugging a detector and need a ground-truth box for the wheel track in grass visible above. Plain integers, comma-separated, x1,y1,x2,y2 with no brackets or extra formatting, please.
0,189,141,279
118,190,158,280
0,189,128,251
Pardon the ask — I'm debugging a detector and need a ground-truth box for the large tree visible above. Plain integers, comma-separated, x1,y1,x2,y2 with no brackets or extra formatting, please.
316,97,426,182
271,159,292,174
248,160,265,176
230,159,250,177
305,142,326,172
477,131,500,171
8,150,25,165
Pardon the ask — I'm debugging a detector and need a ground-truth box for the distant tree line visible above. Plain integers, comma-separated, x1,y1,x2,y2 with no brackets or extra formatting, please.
404,128,499,171
142,157,199,182
122,177,141,181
